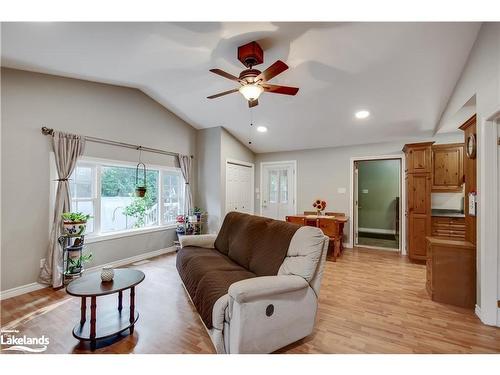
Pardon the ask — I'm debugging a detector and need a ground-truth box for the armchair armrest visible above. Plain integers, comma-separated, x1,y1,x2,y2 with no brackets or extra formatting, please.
179,234,217,249
228,275,309,304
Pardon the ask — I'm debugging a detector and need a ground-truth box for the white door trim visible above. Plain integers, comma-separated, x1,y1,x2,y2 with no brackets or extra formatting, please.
477,108,500,326
225,159,255,215
349,154,406,253
259,160,297,216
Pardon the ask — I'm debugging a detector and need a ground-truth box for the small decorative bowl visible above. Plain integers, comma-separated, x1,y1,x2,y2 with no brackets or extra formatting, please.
101,267,114,282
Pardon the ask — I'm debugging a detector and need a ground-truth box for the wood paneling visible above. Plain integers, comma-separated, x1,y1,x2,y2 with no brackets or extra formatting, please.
2,249,499,354
459,115,477,244
426,237,476,308
432,143,464,192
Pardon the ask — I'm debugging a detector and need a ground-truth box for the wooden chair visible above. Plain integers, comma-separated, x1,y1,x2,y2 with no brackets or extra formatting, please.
325,212,346,217
303,211,317,215
317,217,343,261
286,216,306,226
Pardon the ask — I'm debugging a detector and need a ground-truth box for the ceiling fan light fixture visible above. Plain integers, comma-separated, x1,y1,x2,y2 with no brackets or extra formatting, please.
239,84,264,101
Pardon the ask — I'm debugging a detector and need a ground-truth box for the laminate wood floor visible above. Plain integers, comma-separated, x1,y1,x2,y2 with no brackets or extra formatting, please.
1,247,499,354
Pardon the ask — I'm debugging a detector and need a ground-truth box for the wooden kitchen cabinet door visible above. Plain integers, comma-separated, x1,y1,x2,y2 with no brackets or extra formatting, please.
432,143,464,192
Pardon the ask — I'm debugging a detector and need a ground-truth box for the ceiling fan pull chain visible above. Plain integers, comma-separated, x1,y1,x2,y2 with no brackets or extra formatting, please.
248,107,254,145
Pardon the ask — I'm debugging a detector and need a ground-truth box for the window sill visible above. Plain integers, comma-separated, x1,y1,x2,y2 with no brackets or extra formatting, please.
85,224,178,244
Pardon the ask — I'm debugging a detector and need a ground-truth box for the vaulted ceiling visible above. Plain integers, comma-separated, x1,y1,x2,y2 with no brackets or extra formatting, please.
1,22,481,153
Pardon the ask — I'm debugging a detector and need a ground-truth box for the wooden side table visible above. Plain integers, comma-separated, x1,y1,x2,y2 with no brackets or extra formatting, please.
66,269,145,351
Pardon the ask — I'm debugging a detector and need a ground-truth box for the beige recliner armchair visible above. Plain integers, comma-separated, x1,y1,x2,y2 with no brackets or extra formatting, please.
176,212,329,354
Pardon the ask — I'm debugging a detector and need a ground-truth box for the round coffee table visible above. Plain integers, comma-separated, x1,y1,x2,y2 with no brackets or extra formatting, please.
66,269,145,351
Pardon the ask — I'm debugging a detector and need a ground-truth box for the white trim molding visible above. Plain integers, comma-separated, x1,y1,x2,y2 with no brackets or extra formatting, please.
476,109,500,326
0,246,176,301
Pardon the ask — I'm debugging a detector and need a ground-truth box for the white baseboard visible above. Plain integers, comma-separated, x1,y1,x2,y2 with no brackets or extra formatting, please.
475,304,482,320
0,282,48,301
0,246,176,301
358,227,396,235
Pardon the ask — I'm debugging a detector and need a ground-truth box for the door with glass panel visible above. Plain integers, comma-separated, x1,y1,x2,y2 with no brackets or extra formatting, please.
261,162,296,220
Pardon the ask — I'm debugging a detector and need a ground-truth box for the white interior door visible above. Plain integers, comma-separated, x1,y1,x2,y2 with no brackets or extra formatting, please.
226,161,254,215
261,162,296,220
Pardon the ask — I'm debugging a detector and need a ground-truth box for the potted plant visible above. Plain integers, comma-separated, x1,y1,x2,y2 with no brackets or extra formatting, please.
67,253,93,275
193,207,203,222
62,212,92,236
176,215,186,234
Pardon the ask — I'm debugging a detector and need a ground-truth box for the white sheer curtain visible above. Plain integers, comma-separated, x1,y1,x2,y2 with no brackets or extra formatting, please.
39,131,85,288
178,154,193,216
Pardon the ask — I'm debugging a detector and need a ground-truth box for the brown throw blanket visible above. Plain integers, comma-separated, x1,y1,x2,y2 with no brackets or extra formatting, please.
176,212,300,329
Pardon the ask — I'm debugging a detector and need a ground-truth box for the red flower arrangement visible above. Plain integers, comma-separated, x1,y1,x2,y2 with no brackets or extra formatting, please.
312,199,327,214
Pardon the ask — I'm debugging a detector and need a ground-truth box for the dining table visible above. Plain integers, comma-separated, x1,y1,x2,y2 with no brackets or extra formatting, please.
285,214,349,261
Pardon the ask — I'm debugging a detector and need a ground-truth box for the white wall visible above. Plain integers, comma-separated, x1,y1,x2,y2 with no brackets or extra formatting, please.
436,23,500,325
255,133,463,246
1,68,197,291
196,127,222,233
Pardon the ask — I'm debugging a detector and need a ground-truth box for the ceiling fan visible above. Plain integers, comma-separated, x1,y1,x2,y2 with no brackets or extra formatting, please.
207,41,299,108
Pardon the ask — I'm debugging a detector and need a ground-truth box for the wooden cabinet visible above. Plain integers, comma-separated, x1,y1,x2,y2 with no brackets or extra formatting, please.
403,142,433,173
431,216,465,239
403,142,433,261
432,143,464,192
426,236,476,308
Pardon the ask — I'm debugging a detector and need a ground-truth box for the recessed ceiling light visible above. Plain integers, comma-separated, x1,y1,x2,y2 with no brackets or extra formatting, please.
355,110,370,119
256,126,268,133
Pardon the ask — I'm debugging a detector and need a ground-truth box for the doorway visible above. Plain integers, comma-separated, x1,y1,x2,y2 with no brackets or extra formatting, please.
353,158,402,251
225,159,254,215
260,161,296,220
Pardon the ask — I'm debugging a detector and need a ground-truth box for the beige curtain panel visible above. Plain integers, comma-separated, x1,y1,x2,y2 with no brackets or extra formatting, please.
39,131,85,288
178,154,193,216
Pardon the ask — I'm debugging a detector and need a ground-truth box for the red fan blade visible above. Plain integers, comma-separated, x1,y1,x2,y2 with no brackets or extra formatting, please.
248,99,259,108
207,88,239,99
209,68,241,82
262,84,299,96
254,60,289,82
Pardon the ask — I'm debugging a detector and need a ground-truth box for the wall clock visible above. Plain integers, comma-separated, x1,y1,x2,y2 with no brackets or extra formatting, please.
466,134,476,159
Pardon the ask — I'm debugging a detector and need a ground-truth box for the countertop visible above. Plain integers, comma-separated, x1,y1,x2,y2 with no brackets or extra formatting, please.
431,209,465,218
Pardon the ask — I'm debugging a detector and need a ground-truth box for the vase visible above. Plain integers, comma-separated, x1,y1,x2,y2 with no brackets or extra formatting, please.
101,267,114,282
63,221,87,236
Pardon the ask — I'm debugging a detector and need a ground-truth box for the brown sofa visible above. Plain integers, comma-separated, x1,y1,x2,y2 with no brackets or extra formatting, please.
176,212,329,354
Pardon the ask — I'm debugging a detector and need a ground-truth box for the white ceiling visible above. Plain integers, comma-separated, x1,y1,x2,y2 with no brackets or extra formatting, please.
1,22,480,153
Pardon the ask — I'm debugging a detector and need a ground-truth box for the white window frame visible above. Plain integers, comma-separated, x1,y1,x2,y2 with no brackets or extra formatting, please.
62,156,184,244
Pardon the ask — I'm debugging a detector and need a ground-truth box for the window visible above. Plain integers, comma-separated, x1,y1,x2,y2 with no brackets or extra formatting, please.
68,157,185,239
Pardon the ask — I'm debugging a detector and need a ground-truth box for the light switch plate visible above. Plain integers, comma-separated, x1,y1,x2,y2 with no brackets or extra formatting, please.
362,189,369,194
337,187,346,194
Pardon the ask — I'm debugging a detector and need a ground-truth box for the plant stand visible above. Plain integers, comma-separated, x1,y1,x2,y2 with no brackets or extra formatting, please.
59,234,86,285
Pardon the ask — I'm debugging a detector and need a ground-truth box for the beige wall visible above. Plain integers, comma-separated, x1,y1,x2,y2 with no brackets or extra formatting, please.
436,23,500,321
1,68,197,291
255,133,463,246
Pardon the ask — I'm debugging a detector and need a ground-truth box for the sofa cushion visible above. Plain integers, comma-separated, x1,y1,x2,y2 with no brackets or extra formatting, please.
214,212,300,276
176,246,255,329
278,226,326,282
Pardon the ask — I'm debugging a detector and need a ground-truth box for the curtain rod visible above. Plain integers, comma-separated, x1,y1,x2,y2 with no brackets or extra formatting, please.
41,127,193,158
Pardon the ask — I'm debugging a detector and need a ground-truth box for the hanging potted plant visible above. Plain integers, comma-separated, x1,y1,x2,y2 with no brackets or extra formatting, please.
135,162,147,197
62,212,92,236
